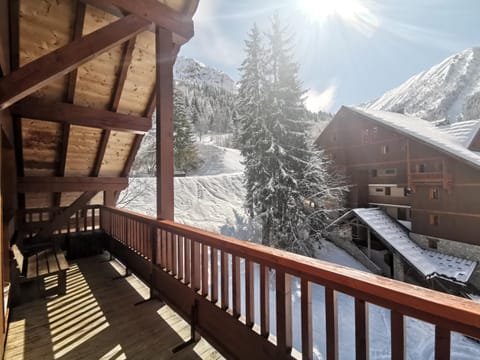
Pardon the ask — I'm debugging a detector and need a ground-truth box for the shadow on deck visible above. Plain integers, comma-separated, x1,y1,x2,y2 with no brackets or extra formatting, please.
5,253,223,360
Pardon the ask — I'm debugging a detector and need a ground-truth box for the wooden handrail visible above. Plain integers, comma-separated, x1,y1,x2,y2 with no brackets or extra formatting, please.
101,205,480,358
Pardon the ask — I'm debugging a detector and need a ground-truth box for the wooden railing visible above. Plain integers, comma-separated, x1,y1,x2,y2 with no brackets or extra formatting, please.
368,195,411,206
100,206,480,360
18,205,102,239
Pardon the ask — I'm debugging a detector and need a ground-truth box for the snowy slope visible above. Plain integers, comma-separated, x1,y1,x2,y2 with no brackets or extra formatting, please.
174,56,236,93
364,47,480,122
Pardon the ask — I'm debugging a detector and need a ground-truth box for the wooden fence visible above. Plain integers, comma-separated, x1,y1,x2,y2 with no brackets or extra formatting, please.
101,206,480,360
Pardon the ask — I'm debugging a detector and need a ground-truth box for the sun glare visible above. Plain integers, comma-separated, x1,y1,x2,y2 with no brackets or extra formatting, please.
299,0,366,22
297,0,378,36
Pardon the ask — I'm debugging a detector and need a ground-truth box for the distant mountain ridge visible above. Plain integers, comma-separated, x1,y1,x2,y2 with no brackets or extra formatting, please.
363,47,480,122
174,56,237,93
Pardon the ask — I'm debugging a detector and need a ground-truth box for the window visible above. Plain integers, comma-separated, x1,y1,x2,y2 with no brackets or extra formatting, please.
429,214,439,226
429,188,439,200
385,187,391,196
362,129,369,144
381,145,389,154
417,163,426,173
428,238,438,249
398,208,407,220
371,169,377,178
375,188,383,193
384,168,397,176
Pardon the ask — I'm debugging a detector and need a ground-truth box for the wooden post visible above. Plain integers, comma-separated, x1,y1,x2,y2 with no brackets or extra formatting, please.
155,27,174,221
367,229,371,259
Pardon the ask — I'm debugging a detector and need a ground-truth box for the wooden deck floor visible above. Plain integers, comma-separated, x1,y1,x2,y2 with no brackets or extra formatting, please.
4,254,223,360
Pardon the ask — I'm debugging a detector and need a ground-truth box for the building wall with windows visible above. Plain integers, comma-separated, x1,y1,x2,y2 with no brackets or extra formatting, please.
316,106,480,247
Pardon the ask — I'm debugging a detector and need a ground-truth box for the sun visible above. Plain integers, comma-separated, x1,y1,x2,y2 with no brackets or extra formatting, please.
298,0,367,22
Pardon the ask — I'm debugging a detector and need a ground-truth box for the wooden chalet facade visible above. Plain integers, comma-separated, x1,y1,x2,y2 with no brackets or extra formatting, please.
316,107,480,286
0,1,479,359
316,107,480,245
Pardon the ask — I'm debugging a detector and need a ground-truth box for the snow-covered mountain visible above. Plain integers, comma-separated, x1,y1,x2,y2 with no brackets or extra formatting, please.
364,47,480,122
174,56,237,93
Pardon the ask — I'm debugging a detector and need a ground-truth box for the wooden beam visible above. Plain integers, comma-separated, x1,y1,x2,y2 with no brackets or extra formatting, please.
111,37,136,112
11,98,151,134
66,0,87,103
81,0,194,43
57,0,87,207
8,0,19,72
92,37,137,177
155,27,174,220
33,191,97,241
12,115,25,208
0,14,150,110
17,177,128,193
119,88,155,179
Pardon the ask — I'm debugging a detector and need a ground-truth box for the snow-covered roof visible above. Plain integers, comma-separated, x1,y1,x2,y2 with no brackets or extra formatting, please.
437,120,480,147
336,208,476,283
348,107,480,170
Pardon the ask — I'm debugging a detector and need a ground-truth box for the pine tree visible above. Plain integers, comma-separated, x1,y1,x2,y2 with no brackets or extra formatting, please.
237,24,274,246
238,17,346,256
173,88,199,173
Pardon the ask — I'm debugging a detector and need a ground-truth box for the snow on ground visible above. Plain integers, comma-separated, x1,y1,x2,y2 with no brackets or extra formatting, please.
122,141,480,359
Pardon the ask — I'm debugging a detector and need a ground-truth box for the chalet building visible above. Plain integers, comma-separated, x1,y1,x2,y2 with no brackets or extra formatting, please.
0,1,479,359
316,106,480,290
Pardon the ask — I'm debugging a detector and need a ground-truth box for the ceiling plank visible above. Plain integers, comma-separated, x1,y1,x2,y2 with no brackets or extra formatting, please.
11,98,151,134
18,177,128,193
0,14,150,110
80,0,194,43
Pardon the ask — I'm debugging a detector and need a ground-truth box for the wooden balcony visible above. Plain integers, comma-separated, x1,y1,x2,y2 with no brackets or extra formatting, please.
5,255,221,359
7,206,480,359
368,195,411,207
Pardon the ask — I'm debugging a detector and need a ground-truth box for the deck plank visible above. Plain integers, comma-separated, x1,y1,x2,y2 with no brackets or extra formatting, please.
5,254,223,360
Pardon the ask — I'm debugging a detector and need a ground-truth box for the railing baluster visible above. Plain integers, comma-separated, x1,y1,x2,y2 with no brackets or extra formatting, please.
355,298,369,360
172,233,178,276
221,251,229,310
166,231,172,272
75,211,79,233
178,235,184,280
391,310,405,360
161,230,167,268
192,240,201,291
211,248,218,304
260,264,270,338
201,243,209,297
435,326,451,360
232,255,241,318
326,287,338,360
301,278,312,360
84,208,87,231
276,269,292,355
245,260,254,327
184,238,191,285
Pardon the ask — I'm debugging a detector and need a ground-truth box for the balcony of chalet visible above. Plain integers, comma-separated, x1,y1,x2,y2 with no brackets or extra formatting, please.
1,1,480,360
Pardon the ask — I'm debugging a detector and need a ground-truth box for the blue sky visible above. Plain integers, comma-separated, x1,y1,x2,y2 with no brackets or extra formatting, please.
179,0,480,113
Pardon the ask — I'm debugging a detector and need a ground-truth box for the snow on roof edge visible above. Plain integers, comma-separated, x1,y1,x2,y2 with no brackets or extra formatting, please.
346,106,480,171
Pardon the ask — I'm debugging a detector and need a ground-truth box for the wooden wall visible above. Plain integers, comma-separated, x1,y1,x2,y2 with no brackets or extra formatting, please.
318,107,480,246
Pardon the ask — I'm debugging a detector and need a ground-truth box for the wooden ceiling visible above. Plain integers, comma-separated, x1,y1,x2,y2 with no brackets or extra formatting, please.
0,0,198,210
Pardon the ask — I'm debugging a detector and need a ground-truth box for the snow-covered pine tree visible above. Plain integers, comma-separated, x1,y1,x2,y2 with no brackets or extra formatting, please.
239,16,346,256
173,88,199,173
237,23,274,246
